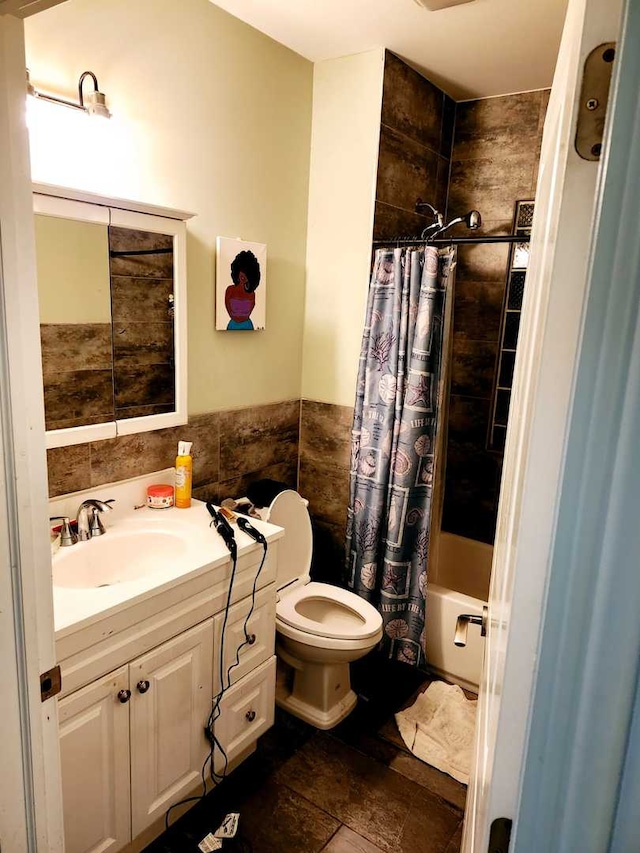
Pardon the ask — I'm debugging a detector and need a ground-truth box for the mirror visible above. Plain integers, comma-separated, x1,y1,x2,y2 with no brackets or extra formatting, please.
36,214,114,431
108,225,175,421
34,188,189,448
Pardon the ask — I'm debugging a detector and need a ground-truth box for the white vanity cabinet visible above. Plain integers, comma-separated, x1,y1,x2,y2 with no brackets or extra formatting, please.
55,532,280,853
59,619,214,852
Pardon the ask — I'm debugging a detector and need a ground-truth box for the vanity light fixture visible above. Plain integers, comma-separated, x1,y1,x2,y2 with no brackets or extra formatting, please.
26,69,112,118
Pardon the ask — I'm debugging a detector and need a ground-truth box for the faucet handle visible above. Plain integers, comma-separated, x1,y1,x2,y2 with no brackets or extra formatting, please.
89,507,107,537
49,516,78,547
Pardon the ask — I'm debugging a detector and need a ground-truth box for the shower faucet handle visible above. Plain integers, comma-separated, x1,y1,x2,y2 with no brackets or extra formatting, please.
454,606,488,647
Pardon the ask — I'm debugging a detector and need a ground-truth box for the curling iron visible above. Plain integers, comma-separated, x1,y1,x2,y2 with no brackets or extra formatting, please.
206,502,237,556
237,516,267,545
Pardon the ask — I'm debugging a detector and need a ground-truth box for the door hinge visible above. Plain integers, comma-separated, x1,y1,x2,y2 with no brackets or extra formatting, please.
488,817,512,853
575,42,616,161
40,664,61,702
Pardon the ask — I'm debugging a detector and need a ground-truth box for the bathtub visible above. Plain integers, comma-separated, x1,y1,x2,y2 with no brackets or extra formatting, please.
424,532,493,693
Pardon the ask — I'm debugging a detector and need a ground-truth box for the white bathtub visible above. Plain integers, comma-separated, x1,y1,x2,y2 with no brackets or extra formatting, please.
425,533,493,692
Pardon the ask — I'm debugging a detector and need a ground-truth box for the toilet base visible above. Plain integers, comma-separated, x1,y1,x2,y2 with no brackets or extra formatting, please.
275,655,358,729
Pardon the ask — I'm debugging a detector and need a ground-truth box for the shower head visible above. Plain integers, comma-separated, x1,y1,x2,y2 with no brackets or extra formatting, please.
431,209,483,239
466,210,482,229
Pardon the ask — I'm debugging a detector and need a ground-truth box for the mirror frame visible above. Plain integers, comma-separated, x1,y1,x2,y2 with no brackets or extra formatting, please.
33,183,193,449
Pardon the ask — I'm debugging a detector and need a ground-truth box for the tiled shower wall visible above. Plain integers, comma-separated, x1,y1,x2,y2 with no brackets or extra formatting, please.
373,52,455,241
442,90,549,543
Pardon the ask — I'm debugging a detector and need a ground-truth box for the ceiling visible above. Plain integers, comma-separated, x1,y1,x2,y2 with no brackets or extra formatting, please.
210,0,568,100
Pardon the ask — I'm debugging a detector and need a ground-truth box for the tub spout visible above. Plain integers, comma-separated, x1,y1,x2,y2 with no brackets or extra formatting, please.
454,607,488,647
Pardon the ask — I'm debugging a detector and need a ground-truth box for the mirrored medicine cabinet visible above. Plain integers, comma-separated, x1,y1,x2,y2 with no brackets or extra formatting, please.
33,184,193,449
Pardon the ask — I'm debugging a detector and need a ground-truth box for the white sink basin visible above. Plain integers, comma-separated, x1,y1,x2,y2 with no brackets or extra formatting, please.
53,527,190,589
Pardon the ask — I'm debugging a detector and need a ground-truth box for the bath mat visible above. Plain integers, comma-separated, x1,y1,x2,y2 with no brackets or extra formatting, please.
395,681,477,785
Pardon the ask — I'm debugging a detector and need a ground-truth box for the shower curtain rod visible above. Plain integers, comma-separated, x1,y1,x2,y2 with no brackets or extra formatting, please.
372,234,531,247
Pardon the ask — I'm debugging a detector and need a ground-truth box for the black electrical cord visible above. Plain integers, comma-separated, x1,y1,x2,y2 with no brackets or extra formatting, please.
163,512,268,842
207,539,268,786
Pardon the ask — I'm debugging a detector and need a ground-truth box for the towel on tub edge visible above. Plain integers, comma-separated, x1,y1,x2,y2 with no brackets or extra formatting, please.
395,680,477,785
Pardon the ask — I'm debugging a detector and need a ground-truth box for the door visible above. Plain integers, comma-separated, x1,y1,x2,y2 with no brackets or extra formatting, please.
463,0,624,849
58,667,131,853
129,619,214,837
0,10,64,852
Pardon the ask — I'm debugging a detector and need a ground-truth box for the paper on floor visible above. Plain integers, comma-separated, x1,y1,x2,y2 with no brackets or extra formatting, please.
395,680,477,785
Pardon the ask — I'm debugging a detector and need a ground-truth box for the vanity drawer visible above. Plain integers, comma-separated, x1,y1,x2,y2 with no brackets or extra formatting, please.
213,584,276,693
215,656,276,771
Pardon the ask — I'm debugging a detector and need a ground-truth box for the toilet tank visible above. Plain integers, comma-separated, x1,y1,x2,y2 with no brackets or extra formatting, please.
265,490,312,593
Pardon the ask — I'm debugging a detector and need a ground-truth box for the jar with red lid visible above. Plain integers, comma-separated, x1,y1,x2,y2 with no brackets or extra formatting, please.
146,484,174,509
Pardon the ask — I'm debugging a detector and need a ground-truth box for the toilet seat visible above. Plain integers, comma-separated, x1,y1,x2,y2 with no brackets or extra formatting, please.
276,581,381,641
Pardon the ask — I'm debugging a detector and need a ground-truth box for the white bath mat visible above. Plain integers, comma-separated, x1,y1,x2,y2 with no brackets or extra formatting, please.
395,681,477,785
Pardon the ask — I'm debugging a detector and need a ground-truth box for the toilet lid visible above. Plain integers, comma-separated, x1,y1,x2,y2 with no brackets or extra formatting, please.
277,581,382,641
267,490,312,591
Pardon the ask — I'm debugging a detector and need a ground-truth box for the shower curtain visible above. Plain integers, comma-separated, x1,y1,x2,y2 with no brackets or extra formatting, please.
346,244,456,667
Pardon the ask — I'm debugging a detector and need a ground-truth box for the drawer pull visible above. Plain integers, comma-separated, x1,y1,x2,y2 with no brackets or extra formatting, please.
245,709,256,723
137,680,150,694
117,689,131,704
247,634,257,646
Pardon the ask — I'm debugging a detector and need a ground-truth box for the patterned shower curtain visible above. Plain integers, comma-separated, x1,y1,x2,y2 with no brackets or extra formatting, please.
346,245,456,667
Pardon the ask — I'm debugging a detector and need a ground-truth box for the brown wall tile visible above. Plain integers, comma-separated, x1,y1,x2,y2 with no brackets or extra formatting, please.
448,153,537,222
109,226,173,279
300,400,353,469
453,280,505,341
89,428,178,486
454,231,512,281
441,95,456,159
114,363,175,410
46,403,300,500
298,458,350,530
111,277,174,323
382,52,444,154
219,400,300,481
40,323,112,377
376,125,440,213
47,444,92,498
112,322,173,366
448,395,492,446
452,91,543,162
217,460,298,505
451,338,498,398
373,203,431,243
43,368,114,431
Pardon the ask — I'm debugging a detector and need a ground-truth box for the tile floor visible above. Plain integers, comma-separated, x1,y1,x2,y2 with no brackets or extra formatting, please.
145,655,467,853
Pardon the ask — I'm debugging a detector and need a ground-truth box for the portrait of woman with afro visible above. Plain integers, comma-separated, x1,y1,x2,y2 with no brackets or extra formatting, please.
224,249,262,330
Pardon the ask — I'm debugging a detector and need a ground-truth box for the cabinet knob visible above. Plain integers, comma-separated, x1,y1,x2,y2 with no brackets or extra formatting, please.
117,689,131,704
247,633,257,646
245,709,256,723
137,680,150,694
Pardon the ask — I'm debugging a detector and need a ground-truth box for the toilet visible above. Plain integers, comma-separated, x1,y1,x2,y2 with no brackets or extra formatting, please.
265,489,383,729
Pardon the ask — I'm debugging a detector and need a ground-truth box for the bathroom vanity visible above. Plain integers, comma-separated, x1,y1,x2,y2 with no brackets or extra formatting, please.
51,475,282,853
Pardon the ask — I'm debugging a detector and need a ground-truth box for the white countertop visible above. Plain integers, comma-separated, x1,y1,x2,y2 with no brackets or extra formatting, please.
52,496,283,639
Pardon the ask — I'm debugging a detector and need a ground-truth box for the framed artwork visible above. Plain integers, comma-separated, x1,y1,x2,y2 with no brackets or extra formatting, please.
215,236,266,331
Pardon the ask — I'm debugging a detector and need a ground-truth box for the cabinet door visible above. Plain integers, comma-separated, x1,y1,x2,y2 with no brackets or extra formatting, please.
129,619,213,837
58,666,131,853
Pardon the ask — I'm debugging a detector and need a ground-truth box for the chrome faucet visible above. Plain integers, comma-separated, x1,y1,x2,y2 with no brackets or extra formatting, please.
76,499,115,541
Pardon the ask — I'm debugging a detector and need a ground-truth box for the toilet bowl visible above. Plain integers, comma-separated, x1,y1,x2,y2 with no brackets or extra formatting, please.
265,489,383,729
